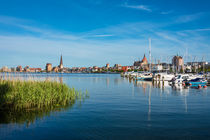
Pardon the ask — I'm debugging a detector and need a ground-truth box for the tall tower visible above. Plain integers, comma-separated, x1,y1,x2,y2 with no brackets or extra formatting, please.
59,55,63,69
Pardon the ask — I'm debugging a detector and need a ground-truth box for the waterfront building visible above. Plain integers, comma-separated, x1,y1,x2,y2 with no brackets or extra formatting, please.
152,63,171,72
1,66,11,72
185,61,208,72
92,66,98,72
172,55,184,72
152,64,163,71
53,66,59,73
187,61,208,69
29,68,42,73
24,66,30,72
134,54,148,66
46,63,52,72
16,65,23,72
160,63,170,71
11,67,16,72
134,54,149,71
113,64,122,71
81,67,86,72
106,63,110,69
114,64,122,68
122,66,128,72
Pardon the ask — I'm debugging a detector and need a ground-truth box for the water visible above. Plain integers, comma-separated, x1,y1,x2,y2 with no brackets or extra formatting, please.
0,73,210,140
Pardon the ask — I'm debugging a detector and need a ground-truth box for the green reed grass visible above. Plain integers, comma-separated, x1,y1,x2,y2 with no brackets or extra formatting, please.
0,79,87,111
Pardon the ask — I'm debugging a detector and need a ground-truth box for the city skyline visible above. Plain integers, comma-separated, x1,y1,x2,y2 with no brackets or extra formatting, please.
0,0,210,68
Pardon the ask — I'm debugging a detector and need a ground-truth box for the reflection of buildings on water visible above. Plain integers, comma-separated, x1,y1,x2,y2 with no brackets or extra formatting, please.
171,84,189,95
133,80,190,120
45,76,51,81
153,81,172,95
114,78,121,85
114,77,126,85
59,76,63,84
184,95,188,113
148,83,151,122
171,84,189,113
106,77,110,87
133,80,152,122
135,81,152,88
92,77,99,83
134,81,152,94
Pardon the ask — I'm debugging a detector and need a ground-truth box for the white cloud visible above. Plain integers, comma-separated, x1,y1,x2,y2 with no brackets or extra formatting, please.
123,4,152,12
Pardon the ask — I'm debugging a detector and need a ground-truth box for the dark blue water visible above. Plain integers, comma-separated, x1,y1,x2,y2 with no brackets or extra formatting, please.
0,74,210,140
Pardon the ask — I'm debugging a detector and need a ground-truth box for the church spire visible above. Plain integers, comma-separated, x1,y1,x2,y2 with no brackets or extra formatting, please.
59,54,63,69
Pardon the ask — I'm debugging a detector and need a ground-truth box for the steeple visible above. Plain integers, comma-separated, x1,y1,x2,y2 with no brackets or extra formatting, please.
142,53,148,63
59,54,63,69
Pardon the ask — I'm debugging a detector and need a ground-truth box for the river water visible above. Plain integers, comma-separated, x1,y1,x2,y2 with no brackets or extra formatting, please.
0,73,210,140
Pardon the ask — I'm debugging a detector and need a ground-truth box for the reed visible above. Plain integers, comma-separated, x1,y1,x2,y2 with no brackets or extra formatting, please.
0,78,86,111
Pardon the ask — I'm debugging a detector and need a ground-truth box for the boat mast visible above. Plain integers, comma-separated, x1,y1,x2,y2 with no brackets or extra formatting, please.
202,55,205,73
149,38,152,72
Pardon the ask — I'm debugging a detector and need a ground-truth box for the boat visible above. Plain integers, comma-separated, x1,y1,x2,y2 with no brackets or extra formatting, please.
153,73,175,81
129,72,138,78
136,72,153,81
122,72,133,77
185,78,207,86
171,73,206,85
171,74,190,85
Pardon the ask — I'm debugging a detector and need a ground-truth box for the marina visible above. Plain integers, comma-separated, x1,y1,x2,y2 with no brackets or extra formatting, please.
122,71,209,88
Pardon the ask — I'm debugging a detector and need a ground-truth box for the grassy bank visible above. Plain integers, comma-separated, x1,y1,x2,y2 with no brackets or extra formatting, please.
0,79,87,111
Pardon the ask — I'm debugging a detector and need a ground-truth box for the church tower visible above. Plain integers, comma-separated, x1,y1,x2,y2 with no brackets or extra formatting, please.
59,55,64,69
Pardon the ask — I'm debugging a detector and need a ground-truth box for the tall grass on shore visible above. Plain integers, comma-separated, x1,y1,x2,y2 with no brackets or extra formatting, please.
0,78,88,111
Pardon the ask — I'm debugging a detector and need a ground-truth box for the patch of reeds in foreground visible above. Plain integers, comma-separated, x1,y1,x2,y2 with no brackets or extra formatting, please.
0,79,88,111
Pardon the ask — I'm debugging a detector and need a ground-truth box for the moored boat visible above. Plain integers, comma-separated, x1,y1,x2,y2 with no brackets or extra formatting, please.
185,78,207,86
153,73,175,81
136,72,153,81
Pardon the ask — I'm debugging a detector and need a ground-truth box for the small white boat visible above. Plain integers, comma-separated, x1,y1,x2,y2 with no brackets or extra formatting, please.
129,72,138,78
172,74,190,84
153,73,175,81
136,72,153,81
172,74,203,85
123,72,133,77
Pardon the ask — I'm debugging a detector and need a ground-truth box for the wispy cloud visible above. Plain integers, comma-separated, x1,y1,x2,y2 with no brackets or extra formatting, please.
160,10,173,15
92,34,114,37
155,32,184,44
122,4,152,12
175,13,204,23
183,28,210,32
0,15,210,67
0,15,29,25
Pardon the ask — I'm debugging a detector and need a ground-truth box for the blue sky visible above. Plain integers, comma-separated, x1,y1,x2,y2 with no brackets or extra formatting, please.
0,0,210,68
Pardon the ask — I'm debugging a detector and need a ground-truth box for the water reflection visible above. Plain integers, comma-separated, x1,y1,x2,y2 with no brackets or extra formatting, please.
0,101,75,125
106,77,109,87
148,83,151,122
59,76,63,84
132,80,191,116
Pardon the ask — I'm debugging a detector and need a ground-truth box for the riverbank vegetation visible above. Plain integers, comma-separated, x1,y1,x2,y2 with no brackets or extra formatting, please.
0,79,88,111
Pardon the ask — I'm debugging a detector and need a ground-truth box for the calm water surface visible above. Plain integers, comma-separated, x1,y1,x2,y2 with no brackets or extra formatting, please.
0,74,210,140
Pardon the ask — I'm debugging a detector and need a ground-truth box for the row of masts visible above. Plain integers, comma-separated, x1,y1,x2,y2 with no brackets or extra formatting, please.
146,38,206,73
